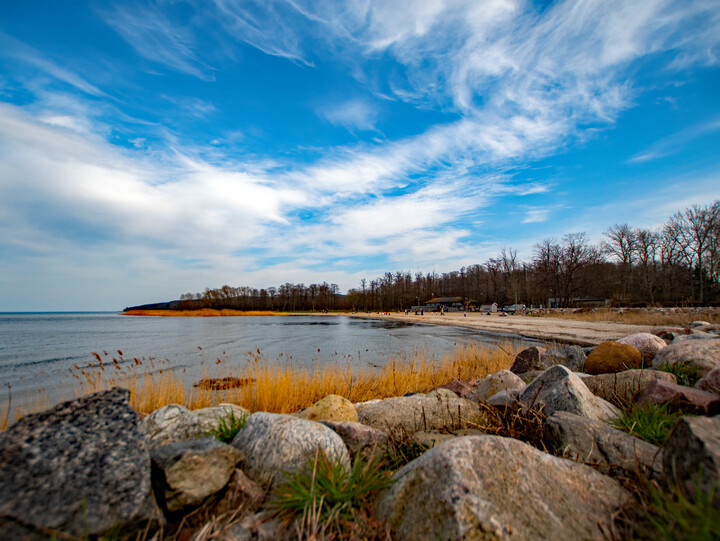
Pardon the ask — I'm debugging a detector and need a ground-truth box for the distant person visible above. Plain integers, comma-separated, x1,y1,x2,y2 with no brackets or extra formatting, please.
420,308,424,315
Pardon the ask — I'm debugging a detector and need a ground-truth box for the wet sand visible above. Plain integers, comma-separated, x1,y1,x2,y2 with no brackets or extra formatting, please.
348,311,655,346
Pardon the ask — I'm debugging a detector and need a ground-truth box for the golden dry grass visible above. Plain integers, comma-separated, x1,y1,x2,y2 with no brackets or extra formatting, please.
123,309,289,317
536,308,720,326
0,343,517,427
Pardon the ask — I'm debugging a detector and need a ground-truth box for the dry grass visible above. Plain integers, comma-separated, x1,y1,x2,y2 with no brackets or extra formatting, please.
0,343,516,426
123,309,289,317
534,307,720,326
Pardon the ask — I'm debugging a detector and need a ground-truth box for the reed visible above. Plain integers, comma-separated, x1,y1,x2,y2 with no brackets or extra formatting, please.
0,343,517,425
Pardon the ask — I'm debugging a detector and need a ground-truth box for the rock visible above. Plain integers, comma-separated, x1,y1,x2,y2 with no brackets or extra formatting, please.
375,435,631,541
617,333,667,361
673,333,719,342
690,320,712,328
518,365,620,420
652,340,720,377
355,395,488,436
296,394,358,423
487,389,521,408
226,510,281,541
584,341,643,374
142,404,210,449
426,388,460,399
544,412,663,479
584,369,677,406
193,403,250,428
540,345,587,371
509,346,545,374
0,389,161,538
320,421,389,461
208,469,265,518
653,327,691,344
518,365,620,421
435,378,480,399
151,437,242,513
696,368,720,394
231,412,349,488
470,370,526,401
518,369,544,384
663,416,720,499
636,380,720,415
412,429,485,449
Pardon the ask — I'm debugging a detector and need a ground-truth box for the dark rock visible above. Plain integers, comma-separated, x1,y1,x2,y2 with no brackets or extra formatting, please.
0,388,161,539
320,420,389,462
584,341,643,374
636,380,720,415
510,346,545,374
518,365,620,420
696,368,720,395
151,437,242,513
375,435,631,540
544,411,662,479
663,416,720,499
540,345,587,371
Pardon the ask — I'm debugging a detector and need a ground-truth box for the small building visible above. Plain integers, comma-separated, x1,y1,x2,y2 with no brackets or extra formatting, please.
423,297,480,312
480,302,499,313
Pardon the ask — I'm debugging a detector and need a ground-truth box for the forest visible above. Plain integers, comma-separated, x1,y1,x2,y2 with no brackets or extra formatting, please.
158,201,720,312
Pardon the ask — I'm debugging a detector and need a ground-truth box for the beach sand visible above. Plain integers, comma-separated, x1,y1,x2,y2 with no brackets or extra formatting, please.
347,311,655,346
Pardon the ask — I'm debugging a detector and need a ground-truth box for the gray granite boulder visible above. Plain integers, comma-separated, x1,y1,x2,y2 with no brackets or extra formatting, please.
509,346,545,374
663,416,720,499
618,333,667,361
320,420,389,461
193,403,250,428
232,412,349,488
470,369,526,401
0,388,161,539
375,435,631,540
412,429,484,449
652,340,720,377
584,369,677,406
355,395,488,436
540,345,587,371
151,437,242,513
544,411,663,479
518,365,620,421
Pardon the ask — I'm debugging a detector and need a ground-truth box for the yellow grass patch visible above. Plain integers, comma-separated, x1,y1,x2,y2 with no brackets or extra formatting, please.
122,309,290,317
0,343,517,428
535,308,720,326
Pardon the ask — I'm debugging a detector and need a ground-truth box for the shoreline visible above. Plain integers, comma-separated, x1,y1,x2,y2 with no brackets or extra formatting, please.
124,309,657,346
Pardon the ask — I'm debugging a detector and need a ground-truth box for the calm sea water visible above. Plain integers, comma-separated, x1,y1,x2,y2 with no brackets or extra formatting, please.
0,313,538,414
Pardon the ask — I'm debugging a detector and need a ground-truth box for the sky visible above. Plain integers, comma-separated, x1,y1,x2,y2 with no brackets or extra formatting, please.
1,0,719,311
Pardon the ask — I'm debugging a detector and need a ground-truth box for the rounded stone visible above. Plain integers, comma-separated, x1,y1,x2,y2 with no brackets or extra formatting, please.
584,341,643,374
296,394,358,423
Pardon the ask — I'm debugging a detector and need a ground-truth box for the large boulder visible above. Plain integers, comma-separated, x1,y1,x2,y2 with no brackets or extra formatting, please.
509,346,545,374
617,333,667,361
375,435,631,541
518,365,620,421
540,345,587,371
193,403,250,428
151,437,242,513
544,412,663,479
355,395,488,436
320,421,389,461
231,412,349,488
652,340,720,377
296,394,358,423
663,416,720,499
142,404,210,449
584,341,643,374
583,369,677,406
695,368,720,394
0,389,161,539
470,370,526,401
636,380,720,416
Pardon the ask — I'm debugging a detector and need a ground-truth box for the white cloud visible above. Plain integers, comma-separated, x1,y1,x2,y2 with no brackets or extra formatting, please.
319,98,379,131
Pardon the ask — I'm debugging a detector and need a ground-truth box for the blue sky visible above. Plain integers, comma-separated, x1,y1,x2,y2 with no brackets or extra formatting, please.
1,0,719,311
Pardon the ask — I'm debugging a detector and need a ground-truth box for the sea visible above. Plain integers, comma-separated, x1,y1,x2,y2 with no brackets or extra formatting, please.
0,312,539,417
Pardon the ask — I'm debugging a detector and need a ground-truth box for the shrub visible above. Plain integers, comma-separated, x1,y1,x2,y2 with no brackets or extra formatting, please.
610,403,682,446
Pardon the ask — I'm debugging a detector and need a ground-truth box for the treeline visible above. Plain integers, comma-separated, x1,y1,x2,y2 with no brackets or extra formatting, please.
167,201,719,312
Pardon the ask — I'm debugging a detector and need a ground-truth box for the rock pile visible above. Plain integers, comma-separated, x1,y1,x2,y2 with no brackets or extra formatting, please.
1,324,719,540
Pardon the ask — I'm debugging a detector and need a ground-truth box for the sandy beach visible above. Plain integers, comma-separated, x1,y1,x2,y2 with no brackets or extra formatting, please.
348,311,656,346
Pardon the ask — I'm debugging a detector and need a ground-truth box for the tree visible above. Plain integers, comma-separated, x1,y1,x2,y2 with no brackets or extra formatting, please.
603,224,636,301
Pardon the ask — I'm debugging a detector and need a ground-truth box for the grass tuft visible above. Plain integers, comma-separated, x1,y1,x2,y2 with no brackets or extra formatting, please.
611,403,683,446
206,411,247,444
656,362,703,387
267,448,393,539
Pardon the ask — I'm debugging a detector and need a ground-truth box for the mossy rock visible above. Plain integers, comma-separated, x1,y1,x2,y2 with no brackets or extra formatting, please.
584,341,643,375
296,394,358,423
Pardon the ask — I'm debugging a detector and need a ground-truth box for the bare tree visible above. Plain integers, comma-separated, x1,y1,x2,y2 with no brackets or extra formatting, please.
603,224,637,301
634,228,659,304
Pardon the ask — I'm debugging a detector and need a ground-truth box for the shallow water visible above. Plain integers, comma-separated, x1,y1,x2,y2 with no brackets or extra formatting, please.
0,313,538,414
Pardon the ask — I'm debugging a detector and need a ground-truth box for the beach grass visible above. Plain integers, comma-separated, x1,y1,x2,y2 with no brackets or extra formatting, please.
0,342,517,428
532,308,720,326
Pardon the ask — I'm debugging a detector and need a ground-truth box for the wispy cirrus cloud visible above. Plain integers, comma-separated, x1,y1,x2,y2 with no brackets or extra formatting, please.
318,98,379,132
628,117,720,163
